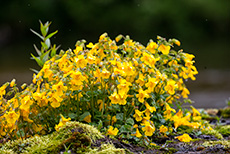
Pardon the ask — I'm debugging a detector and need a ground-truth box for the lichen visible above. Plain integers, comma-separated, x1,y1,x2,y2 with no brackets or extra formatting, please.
201,129,223,140
203,140,230,148
215,125,230,136
87,144,125,154
0,121,121,154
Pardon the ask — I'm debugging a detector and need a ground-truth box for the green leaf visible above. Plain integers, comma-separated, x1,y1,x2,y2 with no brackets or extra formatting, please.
79,112,90,121
119,125,127,133
41,50,50,63
30,68,39,74
124,124,132,130
30,29,44,40
116,113,123,121
45,38,51,49
40,21,48,37
97,120,103,130
68,113,78,119
46,30,58,40
126,118,134,125
50,46,57,57
31,53,43,67
41,42,49,50
33,44,41,56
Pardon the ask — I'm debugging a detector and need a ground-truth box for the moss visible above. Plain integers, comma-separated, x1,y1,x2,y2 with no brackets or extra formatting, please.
201,129,223,140
215,125,230,136
203,140,230,148
219,107,230,118
0,121,124,154
87,144,125,154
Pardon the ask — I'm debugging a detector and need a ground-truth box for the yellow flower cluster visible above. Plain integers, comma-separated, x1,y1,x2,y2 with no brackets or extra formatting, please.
0,33,204,142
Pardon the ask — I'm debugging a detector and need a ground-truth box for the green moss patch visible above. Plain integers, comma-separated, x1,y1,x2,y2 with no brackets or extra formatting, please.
0,121,124,154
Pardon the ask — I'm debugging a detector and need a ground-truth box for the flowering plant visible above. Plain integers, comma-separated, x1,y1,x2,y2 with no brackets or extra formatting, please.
0,23,211,145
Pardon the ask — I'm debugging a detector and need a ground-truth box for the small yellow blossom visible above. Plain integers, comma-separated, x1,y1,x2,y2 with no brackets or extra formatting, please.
83,114,92,123
107,126,119,136
175,133,192,142
4,110,20,124
10,79,16,87
145,102,156,117
49,93,63,108
136,88,149,103
175,40,181,46
73,45,83,55
165,79,177,95
146,41,158,54
134,128,142,138
159,125,168,134
55,114,71,131
133,109,143,122
86,42,95,48
101,68,111,79
142,121,155,136
158,44,171,55
109,91,120,105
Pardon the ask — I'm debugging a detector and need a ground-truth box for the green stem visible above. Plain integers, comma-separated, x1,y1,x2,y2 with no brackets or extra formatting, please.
90,80,94,119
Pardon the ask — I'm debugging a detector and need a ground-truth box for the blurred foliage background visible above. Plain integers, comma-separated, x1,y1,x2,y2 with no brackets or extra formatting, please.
0,0,230,107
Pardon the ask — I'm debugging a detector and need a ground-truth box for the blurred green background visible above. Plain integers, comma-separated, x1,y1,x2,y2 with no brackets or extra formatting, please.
0,0,230,108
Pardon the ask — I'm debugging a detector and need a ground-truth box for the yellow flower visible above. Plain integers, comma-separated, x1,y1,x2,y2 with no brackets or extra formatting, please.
146,41,158,54
145,77,157,93
87,53,96,64
141,52,159,68
52,81,67,96
158,44,171,55
142,121,155,136
20,95,33,111
117,78,131,96
73,45,83,55
107,126,119,136
86,42,95,48
123,62,136,76
136,73,146,86
49,93,63,108
107,115,117,125
181,87,190,98
32,124,43,132
117,93,127,105
60,114,71,123
111,116,117,125
165,79,177,95
69,71,86,86
101,68,111,79
4,110,20,125
134,128,142,138
55,121,64,131
0,84,8,98
109,91,120,105
145,102,156,117
163,104,176,120
10,79,16,87
33,91,48,107
191,106,200,116
133,109,143,122
83,114,91,123
175,133,192,142
55,114,71,131
136,88,149,103
75,55,87,68
159,125,168,134
175,40,181,46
